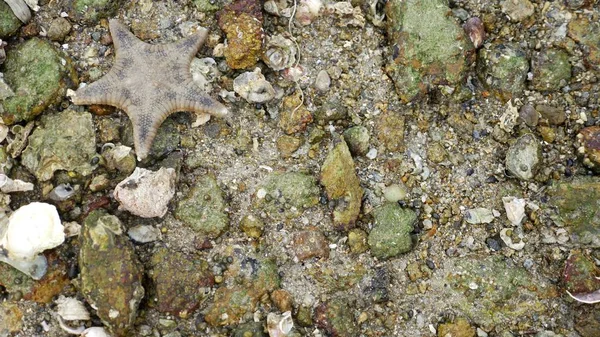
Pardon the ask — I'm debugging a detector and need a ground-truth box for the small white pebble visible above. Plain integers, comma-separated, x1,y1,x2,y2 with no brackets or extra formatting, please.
256,188,267,199
366,148,377,159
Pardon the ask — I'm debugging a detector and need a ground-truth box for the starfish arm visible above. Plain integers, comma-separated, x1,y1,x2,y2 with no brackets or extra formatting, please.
165,28,209,61
174,83,228,118
127,105,169,161
109,19,144,52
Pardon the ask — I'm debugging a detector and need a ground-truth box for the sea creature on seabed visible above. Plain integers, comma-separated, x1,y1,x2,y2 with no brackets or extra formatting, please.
72,19,228,160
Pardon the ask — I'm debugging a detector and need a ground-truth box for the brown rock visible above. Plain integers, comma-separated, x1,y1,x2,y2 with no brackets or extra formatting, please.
271,289,293,312
293,230,330,261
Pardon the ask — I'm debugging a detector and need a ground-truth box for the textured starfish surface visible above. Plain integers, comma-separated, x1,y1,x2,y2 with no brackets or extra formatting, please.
73,19,228,160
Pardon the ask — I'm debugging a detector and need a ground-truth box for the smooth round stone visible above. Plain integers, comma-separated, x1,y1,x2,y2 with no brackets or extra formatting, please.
383,184,408,202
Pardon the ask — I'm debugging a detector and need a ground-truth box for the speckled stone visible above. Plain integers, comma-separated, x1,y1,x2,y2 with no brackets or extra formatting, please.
536,105,566,126
175,175,229,238
501,0,534,22
343,126,370,157
368,203,416,259
239,214,264,238
477,42,529,101
314,298,358,337
293,230,330,261
437,318,476,337
576,126,600,172
47,17,72,42
276,135,303,158
505,133,541,181
531,49,571,91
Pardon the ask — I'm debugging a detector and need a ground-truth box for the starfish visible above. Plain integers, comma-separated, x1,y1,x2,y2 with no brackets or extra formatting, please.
73,19,228,160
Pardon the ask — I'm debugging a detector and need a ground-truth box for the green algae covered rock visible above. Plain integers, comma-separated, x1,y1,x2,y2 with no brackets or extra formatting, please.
443,255,557,331
175,175,229,238
22,109,97,181
343,126,370,157
368,203,416,259
437,318,476,337
314,298,358,337
548,177,600,247
260,171,320,211
149,247,214,318
70,0,123,23
563,250,600,295
0,1,21,38
2,38,77,124
477,42,529,101
79,211,144,337
385,0,475,102
320,138,363,231
531,49,571,91
205,257,280,326
193,0,221,12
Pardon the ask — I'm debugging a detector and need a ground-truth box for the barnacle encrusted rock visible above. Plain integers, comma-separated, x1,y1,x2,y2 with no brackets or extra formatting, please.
320,137,363,231
175,175,229,238
257,171,320,219
21,109,96,182
2,38,77,124
217,0,264,69
79,210,144,337
385,0,475,102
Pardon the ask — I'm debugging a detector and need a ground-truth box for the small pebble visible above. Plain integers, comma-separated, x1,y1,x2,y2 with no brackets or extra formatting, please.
315,70,331,92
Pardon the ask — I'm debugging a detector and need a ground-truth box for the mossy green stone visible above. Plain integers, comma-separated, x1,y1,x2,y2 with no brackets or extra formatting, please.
0,1,21,38
385,0,474,102
532,49,571,91
71,0,122,23
548,177,600,247
21,109,96,181
445,255,552,328
193,0,220,12
368,203,416,259
2,38,76,124
477,42,529,101
343,126,370,156
175,175,229,238
262,172,320,209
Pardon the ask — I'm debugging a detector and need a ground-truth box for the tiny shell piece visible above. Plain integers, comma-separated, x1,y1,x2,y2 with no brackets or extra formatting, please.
233,68,275,103
0,174,34,193
113,167,176,218
500,228,525,250
502,196,526,226
267,311,293,337
56,296,90,321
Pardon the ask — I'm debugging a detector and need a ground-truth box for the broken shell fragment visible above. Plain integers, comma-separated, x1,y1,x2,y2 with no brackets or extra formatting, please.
0,202,64,279
3,0,32,23
81,327,112,337
502,196,526,226
113,167,176,218
0,173,34,193
500,227,525,250
267,311,294,337
56,296,90,321
233,68,276,103
463,17,485,48
263,34,297,71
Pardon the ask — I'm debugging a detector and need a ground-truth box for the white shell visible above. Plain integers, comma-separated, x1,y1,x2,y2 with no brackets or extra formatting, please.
1,202,64,261
81,327,112,337
113,167,176,218
267,311,293,337
500,228,525,250
233,68,275,103
56,296,90,321
502,196,526,226
0,174,34,193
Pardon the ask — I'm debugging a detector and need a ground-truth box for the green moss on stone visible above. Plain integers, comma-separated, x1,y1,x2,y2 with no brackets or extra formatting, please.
71,0,122,23
175,175,229,238
368,203,416,259
0,1,21,38
2,38,76,124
